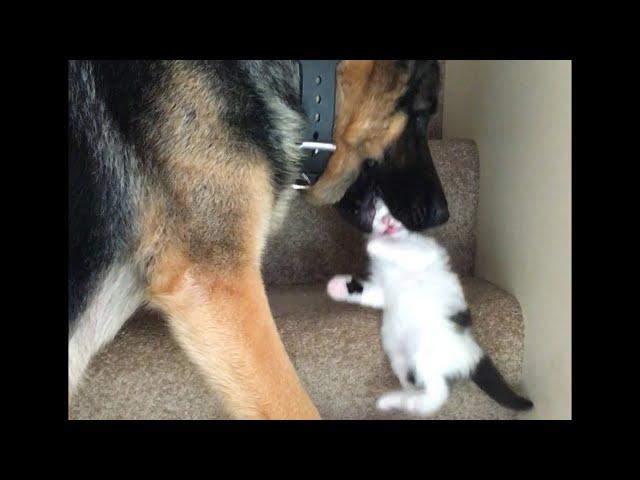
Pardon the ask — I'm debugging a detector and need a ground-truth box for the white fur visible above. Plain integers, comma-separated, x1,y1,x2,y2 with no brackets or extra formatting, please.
328,200,484,417
68,262,144,395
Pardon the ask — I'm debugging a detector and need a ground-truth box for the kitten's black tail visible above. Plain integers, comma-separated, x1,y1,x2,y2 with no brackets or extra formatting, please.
471,355,534,411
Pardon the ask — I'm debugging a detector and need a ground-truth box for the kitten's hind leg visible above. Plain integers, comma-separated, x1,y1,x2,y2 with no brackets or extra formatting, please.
376,390,411,412
326,275,385,309
388,354,415,390
376,377,449,417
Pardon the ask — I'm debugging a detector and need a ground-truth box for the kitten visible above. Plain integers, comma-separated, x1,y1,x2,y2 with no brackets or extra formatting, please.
327,198,533,417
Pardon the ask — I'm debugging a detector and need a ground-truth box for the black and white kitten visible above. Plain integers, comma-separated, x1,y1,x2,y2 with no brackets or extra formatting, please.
327,199,533,417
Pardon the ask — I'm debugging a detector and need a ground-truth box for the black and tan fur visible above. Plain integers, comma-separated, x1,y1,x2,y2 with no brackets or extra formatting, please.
68,60,445,419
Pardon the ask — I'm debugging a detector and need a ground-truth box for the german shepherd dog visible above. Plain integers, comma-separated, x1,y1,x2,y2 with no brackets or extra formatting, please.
68,60,447,419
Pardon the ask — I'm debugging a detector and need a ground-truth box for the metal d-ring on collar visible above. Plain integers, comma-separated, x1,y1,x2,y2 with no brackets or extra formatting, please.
293,60,339,190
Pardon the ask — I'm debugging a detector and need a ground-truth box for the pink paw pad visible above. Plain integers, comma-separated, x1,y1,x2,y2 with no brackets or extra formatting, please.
327,275,351,300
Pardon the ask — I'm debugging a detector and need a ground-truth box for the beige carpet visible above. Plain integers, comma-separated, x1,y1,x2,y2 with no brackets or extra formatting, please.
70,279,525,420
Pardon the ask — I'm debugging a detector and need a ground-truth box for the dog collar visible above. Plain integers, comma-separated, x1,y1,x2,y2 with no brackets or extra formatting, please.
293,60,340,190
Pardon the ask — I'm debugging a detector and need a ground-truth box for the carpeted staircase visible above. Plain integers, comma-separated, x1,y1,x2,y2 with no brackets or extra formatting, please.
70,61,528,420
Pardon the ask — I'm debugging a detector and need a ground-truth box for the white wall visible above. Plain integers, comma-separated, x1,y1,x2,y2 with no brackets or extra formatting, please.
444,61,571,420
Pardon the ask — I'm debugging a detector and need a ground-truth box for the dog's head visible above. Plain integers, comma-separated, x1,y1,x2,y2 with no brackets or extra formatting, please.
306,60,448,232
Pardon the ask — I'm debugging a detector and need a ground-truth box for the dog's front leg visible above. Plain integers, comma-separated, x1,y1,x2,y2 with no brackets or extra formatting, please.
147,246,320,420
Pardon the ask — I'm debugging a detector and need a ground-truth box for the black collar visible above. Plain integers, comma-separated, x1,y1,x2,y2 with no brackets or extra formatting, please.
294,60,339,189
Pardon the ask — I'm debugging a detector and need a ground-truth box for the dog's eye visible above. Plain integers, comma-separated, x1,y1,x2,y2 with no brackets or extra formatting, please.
364,159,376,169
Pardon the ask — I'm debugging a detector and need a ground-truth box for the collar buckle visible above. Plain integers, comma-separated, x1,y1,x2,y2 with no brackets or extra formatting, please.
292,143,337,189
292,172,313,190
293,60,339,190
299,142,337,153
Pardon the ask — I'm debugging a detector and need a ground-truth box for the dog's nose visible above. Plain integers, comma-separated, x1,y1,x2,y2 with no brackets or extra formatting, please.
429,204,449,227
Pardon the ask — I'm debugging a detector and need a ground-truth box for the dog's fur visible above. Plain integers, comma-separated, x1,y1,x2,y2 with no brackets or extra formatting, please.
68,60,445,419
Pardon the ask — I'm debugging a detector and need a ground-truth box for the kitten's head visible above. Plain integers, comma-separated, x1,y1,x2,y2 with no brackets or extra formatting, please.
335,162,409,237
371,199,408,238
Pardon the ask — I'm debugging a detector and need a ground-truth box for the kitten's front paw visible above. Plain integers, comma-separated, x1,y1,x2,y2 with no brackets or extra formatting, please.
327,275,352,301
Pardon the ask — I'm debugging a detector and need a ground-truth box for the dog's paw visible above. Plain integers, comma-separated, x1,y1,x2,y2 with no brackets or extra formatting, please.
327,275,352,301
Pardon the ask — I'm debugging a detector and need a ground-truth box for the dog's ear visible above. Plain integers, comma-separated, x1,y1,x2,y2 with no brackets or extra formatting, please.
396,60,440,118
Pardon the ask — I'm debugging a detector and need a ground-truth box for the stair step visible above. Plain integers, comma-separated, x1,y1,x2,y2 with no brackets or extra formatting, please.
70,278,525,420
262,138,479,286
